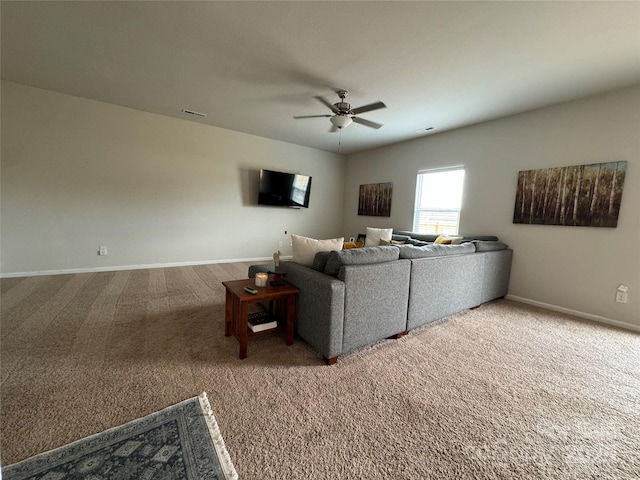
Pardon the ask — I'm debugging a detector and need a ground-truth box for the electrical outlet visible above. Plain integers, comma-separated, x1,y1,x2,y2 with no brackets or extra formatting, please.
615,291,628,304
99,246,108,256
616,284,629,303
278,240,283,248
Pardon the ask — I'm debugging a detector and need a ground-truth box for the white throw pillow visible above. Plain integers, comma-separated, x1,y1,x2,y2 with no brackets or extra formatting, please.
364,227,393,247
291,234,344,266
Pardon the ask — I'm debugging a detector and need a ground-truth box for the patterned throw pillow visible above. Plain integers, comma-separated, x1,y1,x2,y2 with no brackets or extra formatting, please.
434,235,464,245
343,241,365,249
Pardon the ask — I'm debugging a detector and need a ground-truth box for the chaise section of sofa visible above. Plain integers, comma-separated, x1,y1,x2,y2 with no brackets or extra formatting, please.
402,245,484,329
397,241,512,330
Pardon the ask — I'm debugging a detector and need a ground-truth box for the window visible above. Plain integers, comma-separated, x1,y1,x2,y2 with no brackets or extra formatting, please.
413,167,465,234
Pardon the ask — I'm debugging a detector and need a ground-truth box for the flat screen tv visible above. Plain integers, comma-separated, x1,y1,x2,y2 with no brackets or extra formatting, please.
258,169,312,208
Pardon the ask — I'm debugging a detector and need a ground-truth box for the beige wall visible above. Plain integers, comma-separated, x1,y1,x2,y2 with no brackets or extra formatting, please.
344,86,640,330
1,82,345,274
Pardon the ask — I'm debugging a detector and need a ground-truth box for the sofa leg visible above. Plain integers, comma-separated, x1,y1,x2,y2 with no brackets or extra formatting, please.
389,330,409,339
324,356,338,365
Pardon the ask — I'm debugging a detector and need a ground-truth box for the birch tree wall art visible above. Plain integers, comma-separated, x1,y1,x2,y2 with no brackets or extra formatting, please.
358,182,393,217
513,161,627,228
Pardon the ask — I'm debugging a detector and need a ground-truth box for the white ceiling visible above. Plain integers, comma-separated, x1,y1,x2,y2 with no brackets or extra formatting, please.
2,1,639,155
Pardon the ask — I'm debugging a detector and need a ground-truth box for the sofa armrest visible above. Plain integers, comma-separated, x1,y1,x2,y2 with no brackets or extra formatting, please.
248,263,273,278
279,261,345,360
479,249,513,303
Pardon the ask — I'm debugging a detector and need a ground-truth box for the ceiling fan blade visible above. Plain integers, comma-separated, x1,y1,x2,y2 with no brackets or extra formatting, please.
351,101,386,115
314,96,339,113
293,114,332,119
352,117,383,129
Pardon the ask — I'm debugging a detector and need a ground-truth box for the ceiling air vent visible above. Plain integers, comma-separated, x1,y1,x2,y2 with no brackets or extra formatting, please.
181,109,207,118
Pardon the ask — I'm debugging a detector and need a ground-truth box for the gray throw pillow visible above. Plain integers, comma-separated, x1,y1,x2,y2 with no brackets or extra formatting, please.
312,251,331,271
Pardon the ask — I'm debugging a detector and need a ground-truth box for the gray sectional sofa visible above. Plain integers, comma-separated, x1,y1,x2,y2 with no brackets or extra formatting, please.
249,233,512,365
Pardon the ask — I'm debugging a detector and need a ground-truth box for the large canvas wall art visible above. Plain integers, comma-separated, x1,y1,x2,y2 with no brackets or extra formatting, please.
358,182,392,217
513,161,627,228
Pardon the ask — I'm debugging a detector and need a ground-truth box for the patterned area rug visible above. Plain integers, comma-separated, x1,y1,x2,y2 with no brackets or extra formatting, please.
2,393,237,480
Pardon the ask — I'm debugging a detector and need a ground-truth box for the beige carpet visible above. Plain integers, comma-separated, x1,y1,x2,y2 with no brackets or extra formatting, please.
1,264,639,479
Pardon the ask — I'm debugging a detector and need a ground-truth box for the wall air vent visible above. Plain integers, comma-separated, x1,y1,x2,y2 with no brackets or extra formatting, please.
181,109,207,118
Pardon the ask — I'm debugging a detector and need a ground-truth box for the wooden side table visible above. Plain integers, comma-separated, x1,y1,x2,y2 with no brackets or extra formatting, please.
222,278,299,359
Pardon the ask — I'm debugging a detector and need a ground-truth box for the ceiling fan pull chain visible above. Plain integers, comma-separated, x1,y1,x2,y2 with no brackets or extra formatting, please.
338,128,342,153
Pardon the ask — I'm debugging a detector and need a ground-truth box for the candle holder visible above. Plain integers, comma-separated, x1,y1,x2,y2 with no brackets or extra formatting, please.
255,272,268,288
267,270,286,286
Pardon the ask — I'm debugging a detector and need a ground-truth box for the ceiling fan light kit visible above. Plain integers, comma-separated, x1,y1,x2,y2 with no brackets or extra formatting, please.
330,115,353,129
295,90,386,132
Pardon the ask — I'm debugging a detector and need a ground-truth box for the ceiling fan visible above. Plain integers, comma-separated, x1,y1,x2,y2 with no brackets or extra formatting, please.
294,90,386,132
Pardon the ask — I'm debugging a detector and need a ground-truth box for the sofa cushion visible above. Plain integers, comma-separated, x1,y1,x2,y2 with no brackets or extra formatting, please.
391,234,412,243
471,240,509,252
393,230,439,242
462,235,499,242
312,251,331,271
364,227,393,247
380,238,406,245
405,238,431,246
397,242,476,259
324,245,400,276
393,229,499,243
292,234,344,266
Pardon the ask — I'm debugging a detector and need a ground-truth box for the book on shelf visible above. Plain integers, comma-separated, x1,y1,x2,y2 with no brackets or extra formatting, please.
247,304,277,332
249,318,278,333
247,303,268,321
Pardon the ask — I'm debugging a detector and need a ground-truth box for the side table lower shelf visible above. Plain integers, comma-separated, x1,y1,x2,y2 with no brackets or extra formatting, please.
222,278,299,359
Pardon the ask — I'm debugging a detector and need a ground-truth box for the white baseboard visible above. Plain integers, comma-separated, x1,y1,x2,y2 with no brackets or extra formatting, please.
0,256,293,279
505,294,640,333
